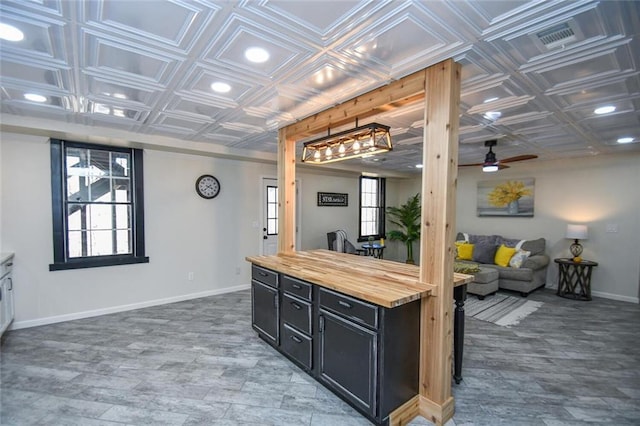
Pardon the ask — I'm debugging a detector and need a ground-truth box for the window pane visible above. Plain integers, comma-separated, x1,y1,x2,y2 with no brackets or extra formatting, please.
89,150,110,176
68,230,84,258
87,230,114,256
90,177,112,202
112,153,130,177
67,205,84,231
116,229,132,254
87,204,113,230
115,204,131,229
113,178,131,202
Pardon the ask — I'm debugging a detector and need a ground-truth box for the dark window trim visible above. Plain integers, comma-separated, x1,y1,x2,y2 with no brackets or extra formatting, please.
49,139,149,271
357,176,386,242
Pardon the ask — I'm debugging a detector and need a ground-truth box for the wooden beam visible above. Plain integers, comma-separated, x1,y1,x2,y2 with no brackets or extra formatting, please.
417,59,461,425
277,127,296,254
286,69,427,139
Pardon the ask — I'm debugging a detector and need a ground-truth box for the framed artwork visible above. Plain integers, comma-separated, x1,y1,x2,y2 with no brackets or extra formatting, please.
477,178,535,217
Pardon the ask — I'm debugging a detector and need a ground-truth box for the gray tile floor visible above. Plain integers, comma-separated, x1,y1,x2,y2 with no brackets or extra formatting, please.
1,288,639,425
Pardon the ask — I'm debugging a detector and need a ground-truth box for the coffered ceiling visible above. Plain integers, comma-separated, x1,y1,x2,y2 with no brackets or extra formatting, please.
1,0,639,174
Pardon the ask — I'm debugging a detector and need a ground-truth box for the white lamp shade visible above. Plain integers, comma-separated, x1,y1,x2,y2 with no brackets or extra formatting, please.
566,224,588,240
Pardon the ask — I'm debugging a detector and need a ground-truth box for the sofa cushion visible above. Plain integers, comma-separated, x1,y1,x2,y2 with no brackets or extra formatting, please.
472,242,497,264
455,242,474,260
523,254,550,270
494,244,516,267
521,238,546,256
493,264,533,282
509,249,531,268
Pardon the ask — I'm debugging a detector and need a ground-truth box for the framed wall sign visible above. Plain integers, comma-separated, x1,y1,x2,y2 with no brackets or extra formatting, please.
317,192,348,207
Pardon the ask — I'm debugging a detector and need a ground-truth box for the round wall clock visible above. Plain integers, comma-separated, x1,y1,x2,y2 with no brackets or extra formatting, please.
195,174,220,199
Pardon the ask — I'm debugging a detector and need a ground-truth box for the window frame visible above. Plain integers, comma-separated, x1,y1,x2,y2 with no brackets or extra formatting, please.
358,176,386,242
49,139,149,271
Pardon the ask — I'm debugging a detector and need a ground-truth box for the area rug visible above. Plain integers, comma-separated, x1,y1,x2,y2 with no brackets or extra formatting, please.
464,293,544,327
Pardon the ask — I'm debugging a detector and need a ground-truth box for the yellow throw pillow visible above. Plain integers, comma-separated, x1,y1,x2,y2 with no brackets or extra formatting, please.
455,242,474,260
494,244,517,267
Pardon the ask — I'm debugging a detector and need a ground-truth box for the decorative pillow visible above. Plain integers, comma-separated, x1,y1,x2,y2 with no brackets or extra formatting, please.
455,242,474,260
472,242,498,264
494,244,517,267
509,249,531,268
454,262,480,274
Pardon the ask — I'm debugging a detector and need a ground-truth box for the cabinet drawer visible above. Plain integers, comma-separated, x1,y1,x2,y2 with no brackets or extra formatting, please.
282,293,312,335
281,275,312,301
281,323,312,370
251,265,278,288
319,288,378,330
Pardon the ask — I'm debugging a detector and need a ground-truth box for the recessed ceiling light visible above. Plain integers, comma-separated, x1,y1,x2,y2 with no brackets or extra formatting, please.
415,164,423,168
483,97,499,103
483,111,501,121
617,137,634,144
245,47,269,63
594,106,615,115
0,23,24,42
210,82,231,93
24,93,47,103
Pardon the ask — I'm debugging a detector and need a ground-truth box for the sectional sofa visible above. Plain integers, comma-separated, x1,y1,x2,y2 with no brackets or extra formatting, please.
455,232,550,297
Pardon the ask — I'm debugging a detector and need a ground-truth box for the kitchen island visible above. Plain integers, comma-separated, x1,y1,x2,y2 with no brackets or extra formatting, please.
246,249,472,425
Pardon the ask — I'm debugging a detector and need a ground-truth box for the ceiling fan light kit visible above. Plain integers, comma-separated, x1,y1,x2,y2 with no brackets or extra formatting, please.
461,140,538,172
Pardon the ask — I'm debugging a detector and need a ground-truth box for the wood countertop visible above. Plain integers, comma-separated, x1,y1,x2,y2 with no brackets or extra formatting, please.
246,249,473,308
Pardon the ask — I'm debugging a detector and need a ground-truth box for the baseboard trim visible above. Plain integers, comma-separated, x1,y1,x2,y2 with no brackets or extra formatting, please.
10,284,250,331
591,290,639,304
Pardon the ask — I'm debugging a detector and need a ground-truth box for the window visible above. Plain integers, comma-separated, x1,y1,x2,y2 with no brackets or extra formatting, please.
359,176,385,241
266,185,278,235
49,139,149,270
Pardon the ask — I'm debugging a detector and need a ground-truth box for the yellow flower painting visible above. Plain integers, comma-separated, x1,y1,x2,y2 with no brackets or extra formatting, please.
477,178,535,217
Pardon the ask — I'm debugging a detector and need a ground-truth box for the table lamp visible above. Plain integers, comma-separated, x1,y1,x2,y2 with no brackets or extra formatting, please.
565,224,588,262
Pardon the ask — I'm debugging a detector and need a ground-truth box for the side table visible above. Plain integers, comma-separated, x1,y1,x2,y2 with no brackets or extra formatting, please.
554,258,598,301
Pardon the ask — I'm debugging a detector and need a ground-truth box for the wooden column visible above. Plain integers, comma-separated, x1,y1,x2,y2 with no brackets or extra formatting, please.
277,127,296,254
417,59,461,425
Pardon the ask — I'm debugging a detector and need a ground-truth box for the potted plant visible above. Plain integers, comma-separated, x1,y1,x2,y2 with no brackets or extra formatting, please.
386,193,421,264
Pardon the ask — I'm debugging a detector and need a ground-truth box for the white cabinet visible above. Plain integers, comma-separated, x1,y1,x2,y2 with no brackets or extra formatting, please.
0,253,15,338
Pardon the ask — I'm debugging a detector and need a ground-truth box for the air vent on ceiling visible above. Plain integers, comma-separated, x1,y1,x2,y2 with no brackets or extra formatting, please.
535,22,577,49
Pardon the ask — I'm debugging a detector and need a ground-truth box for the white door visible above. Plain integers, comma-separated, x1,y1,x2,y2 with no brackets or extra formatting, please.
262,178,279,255
261,178,301,255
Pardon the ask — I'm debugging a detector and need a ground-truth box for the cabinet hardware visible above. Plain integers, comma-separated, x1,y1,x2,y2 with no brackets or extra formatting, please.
319,315,324,332
291,335,302,343
7,278,12,290
259,271,268,277
274,295,279,310
291,301,301,310
338,300,352,309
7,263,12,267
292,284,302,289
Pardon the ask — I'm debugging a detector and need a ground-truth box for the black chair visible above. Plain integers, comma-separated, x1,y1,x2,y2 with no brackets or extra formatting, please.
327,230,364,255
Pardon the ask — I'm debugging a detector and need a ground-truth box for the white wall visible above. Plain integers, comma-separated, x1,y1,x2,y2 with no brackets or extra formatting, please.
1,132,277,328
456,153,640,303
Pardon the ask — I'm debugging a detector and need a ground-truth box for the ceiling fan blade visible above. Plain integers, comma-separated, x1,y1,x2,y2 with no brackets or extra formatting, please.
459,162,484,167
500,154,538,163
498,163,510,170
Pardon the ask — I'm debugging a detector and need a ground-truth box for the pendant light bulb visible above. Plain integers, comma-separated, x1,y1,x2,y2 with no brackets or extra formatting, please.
338,143,346,157
325,146,332,159
314,150,321,161
353,140,360,153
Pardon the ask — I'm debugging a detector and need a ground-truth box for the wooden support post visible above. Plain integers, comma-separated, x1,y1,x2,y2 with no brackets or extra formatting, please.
417,59,461,425
277,127,296,254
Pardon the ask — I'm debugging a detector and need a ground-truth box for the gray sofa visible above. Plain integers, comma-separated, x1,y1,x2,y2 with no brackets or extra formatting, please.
456,232,550,297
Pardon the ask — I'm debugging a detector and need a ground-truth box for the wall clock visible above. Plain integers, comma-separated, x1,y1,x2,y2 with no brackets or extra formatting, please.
195,174,220,199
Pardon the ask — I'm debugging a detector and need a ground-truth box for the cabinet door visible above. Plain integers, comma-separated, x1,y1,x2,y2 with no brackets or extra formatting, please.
318,309,377,417
251,280,279,345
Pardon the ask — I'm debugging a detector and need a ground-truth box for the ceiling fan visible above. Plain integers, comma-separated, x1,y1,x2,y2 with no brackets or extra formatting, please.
460,140,538,172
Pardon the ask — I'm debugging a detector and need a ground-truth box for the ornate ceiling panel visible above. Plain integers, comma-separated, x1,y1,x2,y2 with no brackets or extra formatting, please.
0,0,638,174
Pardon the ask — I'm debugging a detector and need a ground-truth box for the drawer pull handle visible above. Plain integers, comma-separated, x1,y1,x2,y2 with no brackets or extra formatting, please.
291,302,301,310
258,271,268,277
291,335,302,343
338,300,352,309
6,263,13,267
292,284,302,290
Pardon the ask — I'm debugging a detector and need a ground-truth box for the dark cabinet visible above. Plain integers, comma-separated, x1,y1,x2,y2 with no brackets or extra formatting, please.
319,308,378,416
249,265,420,425
251,265,279,345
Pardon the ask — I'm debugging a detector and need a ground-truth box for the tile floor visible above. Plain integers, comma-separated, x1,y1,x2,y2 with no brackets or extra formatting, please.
1,288,639,425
